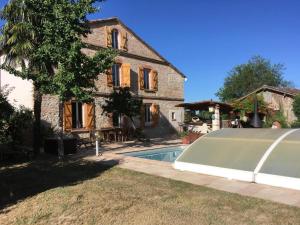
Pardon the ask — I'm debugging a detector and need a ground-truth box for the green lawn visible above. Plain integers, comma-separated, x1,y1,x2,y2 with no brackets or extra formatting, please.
1,158,300,225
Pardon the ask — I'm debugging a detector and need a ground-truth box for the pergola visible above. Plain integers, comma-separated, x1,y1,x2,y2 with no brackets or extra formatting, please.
175,100,233,113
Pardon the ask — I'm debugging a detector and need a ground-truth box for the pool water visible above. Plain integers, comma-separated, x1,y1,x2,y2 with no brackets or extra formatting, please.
124,146,184,162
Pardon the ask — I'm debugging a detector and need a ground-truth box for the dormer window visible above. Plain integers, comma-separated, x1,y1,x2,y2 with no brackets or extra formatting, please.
112,29,119,49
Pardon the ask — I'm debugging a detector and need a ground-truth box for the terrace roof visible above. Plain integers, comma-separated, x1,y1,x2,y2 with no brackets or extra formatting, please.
176,100,233,113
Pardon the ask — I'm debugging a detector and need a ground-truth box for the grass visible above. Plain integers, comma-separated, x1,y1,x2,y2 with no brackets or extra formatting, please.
1,158,300,225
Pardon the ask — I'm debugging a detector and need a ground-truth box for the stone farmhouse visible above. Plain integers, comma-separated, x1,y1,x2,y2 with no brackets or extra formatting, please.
0,17,186,138
237,85,300,124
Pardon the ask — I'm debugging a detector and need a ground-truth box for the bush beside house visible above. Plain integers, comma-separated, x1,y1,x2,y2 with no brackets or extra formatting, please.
292,94,300,128
0,87,34,154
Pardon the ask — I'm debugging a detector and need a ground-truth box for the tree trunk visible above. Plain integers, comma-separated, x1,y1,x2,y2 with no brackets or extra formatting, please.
33,86,42,156
58,100,64,159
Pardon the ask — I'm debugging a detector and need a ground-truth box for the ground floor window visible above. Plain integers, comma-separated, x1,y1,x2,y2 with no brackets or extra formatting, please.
113,112,121,127
64,101,95,131
72,102,83,129
171,111,176,121
145,104,152,126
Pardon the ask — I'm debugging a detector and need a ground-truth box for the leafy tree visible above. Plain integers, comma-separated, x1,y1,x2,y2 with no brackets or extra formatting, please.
292,94,300,121
216,56,292,102
102,87,142,130
0,0,116,156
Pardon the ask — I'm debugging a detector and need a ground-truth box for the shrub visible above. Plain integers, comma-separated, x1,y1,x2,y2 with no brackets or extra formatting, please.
0,87,34,145
264,110,289,128
291,121,300,128
178,131,189,138
8,107,34,145
293,94,300,120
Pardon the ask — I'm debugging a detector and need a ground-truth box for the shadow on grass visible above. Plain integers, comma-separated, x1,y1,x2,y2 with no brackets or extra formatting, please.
0,155,118,211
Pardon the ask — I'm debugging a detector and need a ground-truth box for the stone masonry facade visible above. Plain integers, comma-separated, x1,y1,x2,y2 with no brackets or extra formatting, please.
41,17,185,138
261,91,297,124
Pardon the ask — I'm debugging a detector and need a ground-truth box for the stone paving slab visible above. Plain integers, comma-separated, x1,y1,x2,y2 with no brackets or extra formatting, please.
81,142,300,208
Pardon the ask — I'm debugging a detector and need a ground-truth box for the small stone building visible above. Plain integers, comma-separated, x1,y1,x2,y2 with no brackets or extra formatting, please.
238,85,300,124
40,17,186,138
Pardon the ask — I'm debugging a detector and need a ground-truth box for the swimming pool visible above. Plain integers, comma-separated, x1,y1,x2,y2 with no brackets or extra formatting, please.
123,146,184,162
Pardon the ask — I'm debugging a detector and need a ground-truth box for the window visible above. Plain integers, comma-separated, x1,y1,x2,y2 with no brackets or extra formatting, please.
112,64,121,87
143,68,151,90
113,112,121,127
112,29,119,49
171,112,176,121
145,104,152,125
72,102,83,129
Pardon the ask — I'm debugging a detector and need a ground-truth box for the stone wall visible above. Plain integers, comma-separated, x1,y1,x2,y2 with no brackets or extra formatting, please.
40,19,185,138
83,20,163,61
41,95,60,131
261,91,297,124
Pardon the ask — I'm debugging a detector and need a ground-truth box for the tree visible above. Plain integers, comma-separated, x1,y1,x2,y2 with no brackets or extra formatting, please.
0,0,116,156
0,0,41,153
102,87,142,130
216,56,292,102
293,94,300,121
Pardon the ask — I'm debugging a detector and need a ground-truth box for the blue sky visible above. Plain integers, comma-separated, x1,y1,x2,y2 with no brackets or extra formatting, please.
1,0,300,102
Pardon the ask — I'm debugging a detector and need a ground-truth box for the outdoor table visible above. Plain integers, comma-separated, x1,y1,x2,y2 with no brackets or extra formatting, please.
98,127,123,142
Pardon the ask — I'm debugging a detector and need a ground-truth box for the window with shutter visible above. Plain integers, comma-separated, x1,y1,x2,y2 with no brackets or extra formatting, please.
64,101,72,131
121,63,131,87
151,70,158,91
84,103,95,130
112,64,120,87
120,31,128,51
107,67,113,87
143,68,151,90
72,102,83,129
140,104,145,129
139,67,144,90
106,26,112,48
151,104,159,127
111,29,119,49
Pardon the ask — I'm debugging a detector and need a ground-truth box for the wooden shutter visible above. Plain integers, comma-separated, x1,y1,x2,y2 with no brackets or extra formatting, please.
84,103,95,130
107,67,113,87
121,63,131,87
139,67,144,90
151,104,159,127
64,101,72,131
120,31,128,51
106,26,112,48
140,104,145,129
151,70,158,91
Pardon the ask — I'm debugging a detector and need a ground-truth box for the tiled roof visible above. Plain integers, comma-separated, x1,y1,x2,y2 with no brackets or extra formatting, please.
237,85,300,101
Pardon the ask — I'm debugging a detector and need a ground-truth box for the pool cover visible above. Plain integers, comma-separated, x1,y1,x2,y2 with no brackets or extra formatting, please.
174,128,300,190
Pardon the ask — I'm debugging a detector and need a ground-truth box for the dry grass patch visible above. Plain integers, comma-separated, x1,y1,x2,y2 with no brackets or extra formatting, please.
1,159,300,225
